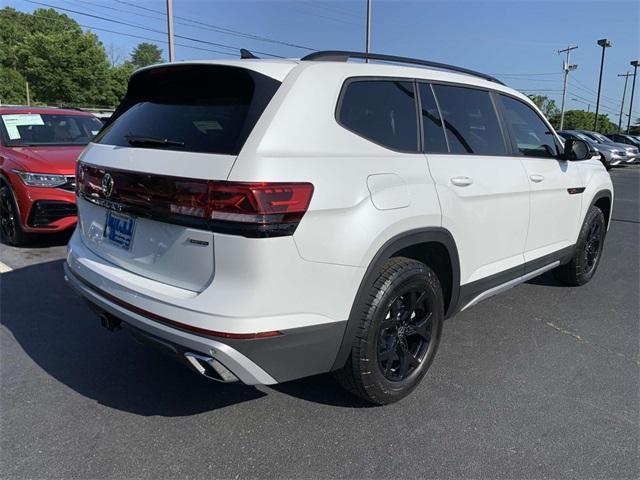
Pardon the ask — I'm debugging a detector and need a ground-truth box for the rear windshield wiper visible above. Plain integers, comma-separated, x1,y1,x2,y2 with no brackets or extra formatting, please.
125,134,185,148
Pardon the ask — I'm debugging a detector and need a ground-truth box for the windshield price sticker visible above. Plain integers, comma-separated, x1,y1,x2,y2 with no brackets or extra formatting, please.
1,114,45,140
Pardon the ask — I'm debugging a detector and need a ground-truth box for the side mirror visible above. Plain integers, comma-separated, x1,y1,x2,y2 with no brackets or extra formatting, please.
564,138,595,161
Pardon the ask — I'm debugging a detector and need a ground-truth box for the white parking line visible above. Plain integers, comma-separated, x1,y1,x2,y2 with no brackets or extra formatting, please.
0,261,13,273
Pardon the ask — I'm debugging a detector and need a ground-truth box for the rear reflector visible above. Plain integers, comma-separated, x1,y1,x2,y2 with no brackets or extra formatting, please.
76,163,313,237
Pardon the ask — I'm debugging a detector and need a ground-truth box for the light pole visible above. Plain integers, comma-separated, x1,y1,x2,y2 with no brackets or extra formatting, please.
627,60,639,134
558,45,578,130
365,0,371,61
617,72,632,132
593,38,612,131
166,0,175,62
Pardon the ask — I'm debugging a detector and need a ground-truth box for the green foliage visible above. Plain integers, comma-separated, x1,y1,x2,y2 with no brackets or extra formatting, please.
130,43,163,69
106,62,135,106
1,8,112,106
548,109,617,133
527,95,559,118
0,7,162,107
0,67,27,104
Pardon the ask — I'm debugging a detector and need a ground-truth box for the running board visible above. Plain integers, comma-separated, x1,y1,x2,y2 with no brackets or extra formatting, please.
461,261,560,311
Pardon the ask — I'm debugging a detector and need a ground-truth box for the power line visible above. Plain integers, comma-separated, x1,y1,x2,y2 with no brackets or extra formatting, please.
490,72,562,76
22,0,285,58
23,9,236,57
114,0,316,52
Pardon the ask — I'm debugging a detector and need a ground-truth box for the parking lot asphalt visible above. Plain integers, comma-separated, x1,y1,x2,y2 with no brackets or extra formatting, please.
1,166,638,479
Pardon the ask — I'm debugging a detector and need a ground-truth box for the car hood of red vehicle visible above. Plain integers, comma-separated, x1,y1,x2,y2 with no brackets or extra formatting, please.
5,145,86,175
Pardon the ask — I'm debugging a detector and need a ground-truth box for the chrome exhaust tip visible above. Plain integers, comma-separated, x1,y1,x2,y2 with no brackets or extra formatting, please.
184,352,239,383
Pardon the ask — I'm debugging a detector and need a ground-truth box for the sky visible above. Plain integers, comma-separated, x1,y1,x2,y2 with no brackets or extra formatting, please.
5,0,640,122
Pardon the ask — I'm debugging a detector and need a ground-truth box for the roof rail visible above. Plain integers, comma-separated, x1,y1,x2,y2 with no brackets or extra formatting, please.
301,50,505,86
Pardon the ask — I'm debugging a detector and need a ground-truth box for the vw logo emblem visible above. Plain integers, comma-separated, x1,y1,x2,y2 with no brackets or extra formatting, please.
102,173,114,198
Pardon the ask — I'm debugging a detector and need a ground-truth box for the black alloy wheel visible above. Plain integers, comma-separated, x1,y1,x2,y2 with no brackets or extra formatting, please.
377,290,433,382
582,220,603,276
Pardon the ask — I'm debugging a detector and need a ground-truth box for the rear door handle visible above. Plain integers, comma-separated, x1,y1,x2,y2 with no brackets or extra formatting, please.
450,176,473,187
529,174,544,183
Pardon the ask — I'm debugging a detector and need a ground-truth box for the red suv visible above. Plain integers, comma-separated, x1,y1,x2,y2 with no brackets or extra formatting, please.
0,107,103,246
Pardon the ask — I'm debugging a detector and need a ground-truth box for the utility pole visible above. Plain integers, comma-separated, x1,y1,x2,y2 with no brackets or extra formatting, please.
25,81,30,106
166,0,175,62
558,45,578,130
365,0,371,62
617,72,632,132
571,98,591,112
593,38,612,131
627,60,639,134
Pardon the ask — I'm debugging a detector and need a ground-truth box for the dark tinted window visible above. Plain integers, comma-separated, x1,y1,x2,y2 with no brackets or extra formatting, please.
0,113,102,146
97,65,280,155
500,95,559,158
432,85,506,155
338,80,418,152
418,83,448,153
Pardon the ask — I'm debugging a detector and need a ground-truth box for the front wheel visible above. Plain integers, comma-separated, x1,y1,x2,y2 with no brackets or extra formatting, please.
334,257,444,405
553,205,606,286
0,185,31,247
601,154,612,170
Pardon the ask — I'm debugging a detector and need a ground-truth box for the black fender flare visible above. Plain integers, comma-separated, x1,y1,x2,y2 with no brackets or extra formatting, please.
330,227,460,370
588,189,613,226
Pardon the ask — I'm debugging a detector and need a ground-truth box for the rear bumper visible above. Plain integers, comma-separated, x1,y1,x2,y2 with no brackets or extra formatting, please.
63,256,348,385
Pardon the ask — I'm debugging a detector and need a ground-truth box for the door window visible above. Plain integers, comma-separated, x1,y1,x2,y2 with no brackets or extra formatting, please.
432,85,507,155
499,95,559,158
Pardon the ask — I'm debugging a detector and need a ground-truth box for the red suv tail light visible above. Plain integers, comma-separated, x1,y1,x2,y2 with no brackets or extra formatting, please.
76,163,314,238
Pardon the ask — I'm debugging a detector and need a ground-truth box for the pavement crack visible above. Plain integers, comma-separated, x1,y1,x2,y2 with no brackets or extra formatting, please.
544,321,586,342
542,320,640,366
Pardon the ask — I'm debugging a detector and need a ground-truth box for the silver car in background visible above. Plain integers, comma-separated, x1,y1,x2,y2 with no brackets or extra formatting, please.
580,130,640,164
558,130,625,169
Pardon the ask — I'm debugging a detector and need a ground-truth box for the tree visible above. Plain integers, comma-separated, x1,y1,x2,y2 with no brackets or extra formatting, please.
130,43,163,69
0,67,27,104
527,95,559,119
106,61,134,105
0,7,112,106
548,109,617,133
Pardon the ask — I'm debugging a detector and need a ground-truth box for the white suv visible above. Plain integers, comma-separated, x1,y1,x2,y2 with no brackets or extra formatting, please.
65,51,613,404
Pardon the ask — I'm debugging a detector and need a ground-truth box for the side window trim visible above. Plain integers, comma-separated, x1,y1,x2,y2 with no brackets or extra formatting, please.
334,76,422,154
490,92,519,156
416,81,450,154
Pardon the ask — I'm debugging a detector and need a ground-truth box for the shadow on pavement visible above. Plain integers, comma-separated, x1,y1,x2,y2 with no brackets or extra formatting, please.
525,270,564,287
1,259,371,413
17,229,73,248
1,260,267,416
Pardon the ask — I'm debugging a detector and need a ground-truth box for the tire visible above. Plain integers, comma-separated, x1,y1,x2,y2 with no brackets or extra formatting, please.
601,154,612,170
553,205,606,286
0,185,31,246
334,257,444,405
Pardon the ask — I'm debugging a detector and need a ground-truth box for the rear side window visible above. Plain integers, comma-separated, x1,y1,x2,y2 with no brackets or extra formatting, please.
337,80,418,152
432,85,506,155
417,83,448,153
96,65,281,155
499,95,559,158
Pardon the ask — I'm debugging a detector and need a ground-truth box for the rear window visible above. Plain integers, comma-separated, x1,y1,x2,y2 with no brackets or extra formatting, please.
96,65,281,155
337,80,419,152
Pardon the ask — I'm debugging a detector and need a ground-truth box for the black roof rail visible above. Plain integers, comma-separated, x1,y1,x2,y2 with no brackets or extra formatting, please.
301,50,505,86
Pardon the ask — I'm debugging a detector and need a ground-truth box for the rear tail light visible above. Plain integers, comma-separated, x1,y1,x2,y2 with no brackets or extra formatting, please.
76,164,314,237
